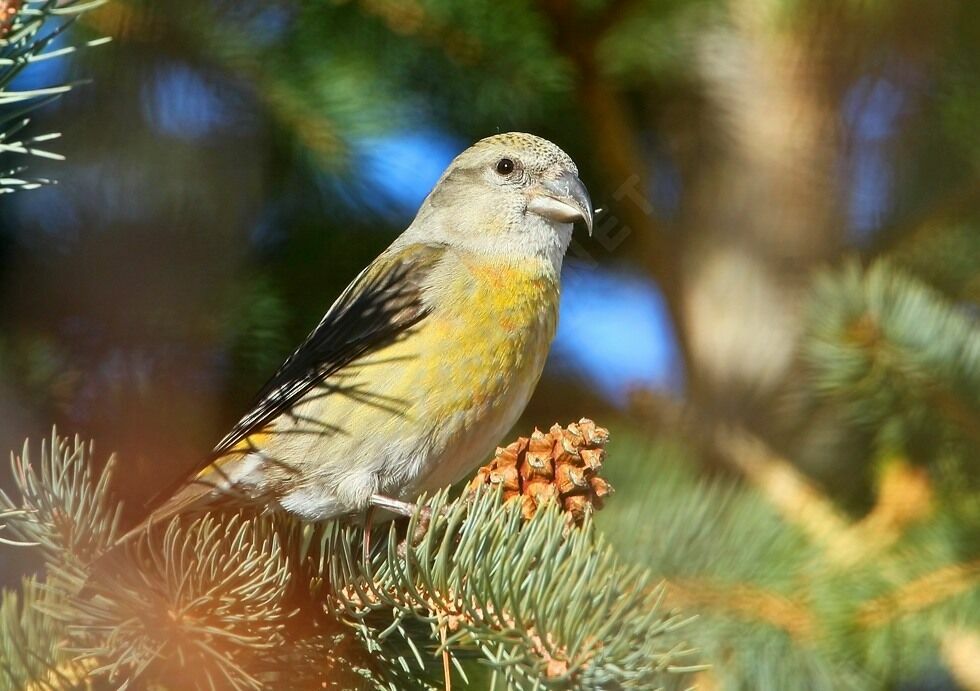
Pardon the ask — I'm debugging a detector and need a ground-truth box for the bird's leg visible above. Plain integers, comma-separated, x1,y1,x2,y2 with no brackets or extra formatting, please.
370,494,434,553
362,505,375,566
368,494,417,516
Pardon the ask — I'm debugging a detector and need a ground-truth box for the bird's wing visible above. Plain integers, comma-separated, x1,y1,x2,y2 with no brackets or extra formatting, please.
131,240,449,529
211,241,449,459
110,242,449,549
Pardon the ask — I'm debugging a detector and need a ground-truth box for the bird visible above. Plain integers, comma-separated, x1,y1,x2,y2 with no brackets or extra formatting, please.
126,132,592,541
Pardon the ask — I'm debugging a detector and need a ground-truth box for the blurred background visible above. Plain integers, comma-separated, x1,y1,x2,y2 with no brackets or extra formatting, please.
0,1,977,688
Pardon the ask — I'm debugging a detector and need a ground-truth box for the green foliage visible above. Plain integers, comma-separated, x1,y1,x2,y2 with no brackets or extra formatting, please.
221,275,291,396
4,415,973,691
599,435,869,691
598,430,979,691
805,260,979,476
598,0,720,85
0,431,120,562
0,578,90,690
321,489,696,690
0,433,697,690
890,220,980,302
70,515,292,689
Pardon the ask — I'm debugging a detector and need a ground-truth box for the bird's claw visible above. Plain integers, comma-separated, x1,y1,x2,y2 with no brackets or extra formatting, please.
397,504,443,558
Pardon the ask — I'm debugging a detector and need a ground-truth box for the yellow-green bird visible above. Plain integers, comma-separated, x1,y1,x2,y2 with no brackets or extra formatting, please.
138,132,592,531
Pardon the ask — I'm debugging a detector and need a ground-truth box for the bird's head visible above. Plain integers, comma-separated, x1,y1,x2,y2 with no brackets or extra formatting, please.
406,132,593,272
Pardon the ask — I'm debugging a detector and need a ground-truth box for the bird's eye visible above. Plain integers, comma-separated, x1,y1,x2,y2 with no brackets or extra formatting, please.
495,158,515,176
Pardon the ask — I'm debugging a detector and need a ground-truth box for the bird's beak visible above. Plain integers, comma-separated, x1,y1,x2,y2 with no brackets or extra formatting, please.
527,170,594,236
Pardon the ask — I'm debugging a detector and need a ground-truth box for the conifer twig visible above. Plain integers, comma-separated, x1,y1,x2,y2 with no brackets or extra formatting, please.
0,0,107,193
322,487,698,688
633,393,869,562
663,578,818,642
857,559,980,629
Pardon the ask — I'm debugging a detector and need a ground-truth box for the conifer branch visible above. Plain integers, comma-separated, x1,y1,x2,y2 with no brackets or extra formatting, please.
857,559,980,629
663,579,817,642
805,259,980,447
0,431,121,564
0,578,92,690
0,0,107,193
632,393,867,562
0,428,700,690
320,488,697,689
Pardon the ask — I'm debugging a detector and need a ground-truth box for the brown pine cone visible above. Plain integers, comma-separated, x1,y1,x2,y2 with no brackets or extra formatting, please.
468,419,613,527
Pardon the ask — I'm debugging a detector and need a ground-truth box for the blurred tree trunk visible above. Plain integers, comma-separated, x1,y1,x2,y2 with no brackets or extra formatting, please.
678,0,846,423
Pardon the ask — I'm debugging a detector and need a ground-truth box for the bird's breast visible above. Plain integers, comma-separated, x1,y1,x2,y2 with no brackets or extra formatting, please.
423,260,558,413
375,258,560,491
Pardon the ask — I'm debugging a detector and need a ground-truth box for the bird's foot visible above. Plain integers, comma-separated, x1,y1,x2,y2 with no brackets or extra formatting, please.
367,495,443,557
396,505,440,558
366,494,429,560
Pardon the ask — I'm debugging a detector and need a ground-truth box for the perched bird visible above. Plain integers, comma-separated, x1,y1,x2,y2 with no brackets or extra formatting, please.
132,132,592,536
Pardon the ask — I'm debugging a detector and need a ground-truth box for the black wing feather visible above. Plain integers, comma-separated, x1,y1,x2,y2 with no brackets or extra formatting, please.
210,242,447,458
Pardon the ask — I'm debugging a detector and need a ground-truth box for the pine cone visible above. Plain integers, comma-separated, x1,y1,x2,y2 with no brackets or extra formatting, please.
468,419,613,527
